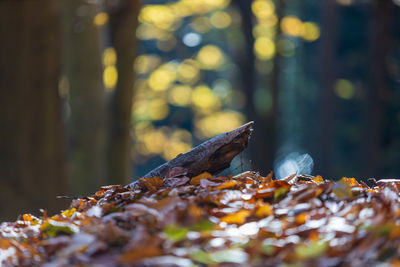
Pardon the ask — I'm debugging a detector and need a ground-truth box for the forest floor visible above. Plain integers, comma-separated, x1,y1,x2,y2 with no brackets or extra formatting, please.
1,170,400,266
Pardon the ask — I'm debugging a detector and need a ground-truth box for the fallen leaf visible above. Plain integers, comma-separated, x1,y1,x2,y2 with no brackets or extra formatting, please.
220,210,251,224
139,176,164,192
190,172,212,185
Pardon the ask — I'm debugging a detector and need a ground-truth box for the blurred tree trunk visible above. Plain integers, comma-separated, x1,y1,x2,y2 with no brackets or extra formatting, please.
233,0,281,174
106,0,141,185
0,1,68,219
61,0,106,195
360,0,392,178
317,0,338,178
269,0,284,171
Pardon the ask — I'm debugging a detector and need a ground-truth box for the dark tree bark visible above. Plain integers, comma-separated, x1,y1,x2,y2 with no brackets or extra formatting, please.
0,1,67,219
317,0,339,178
233,0,281,174
61,0,107,195
360,0,392,178
107,0,141,185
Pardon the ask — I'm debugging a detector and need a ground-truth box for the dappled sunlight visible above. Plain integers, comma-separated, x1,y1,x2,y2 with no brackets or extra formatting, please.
102,48,118,91
196,45,225,70
169,85,193,107
132,0,252,169
93,12,108,27
132,0,323,173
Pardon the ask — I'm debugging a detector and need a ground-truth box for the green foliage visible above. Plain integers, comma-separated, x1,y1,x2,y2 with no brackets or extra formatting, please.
295,240,328,259
163,224,189,242
41,220,77,237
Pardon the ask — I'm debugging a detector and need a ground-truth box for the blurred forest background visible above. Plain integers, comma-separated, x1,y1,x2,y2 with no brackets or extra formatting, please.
0,0,399,220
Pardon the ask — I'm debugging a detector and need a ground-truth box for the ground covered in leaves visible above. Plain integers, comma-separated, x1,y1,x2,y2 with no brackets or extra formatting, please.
2,170,400,266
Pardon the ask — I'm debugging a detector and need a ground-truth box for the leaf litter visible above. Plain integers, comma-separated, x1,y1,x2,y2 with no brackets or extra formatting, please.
2,172,400,266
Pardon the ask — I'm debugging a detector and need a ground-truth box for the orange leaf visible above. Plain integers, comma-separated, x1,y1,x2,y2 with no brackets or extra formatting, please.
389,226,400,239
215,180,238,190
309,230,320,241
22,214,33,222
312,175,324,184
295,213,307,225
220,210,251,224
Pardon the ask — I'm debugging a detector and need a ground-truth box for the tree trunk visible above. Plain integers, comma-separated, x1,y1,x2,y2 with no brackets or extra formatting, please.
61,0,106,195
0,0,67,220
233,0,279,174
317,0,338,178
360,0,392,178
268,0,284,171
107,0,141,185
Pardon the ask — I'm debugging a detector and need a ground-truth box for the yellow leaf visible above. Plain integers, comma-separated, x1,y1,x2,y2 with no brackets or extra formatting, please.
62,208,76,218
190,172,212,185
255,203,272,217
220,210,250,224
348,177,359,186
341,177,359,187
312,175,324,184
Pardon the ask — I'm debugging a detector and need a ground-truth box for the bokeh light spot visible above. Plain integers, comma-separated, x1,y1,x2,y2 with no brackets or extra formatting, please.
196,111,245,138
334,79,355,99
169,85,192,106
143,129,166,154
139,5,178,31
196,45,224,70
148,99,169,120
183,32,202,47
148,64,177,91
301,22,320,42
93,12,109,27
254,37,275,60
103,47,117,66
252,0,275,19
205,0,231,9
103,66,118,90
191,16,211,33
192,85,221,109
177,59,200,84
163,140,192,161
281,16,303,37
210,11,232,29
